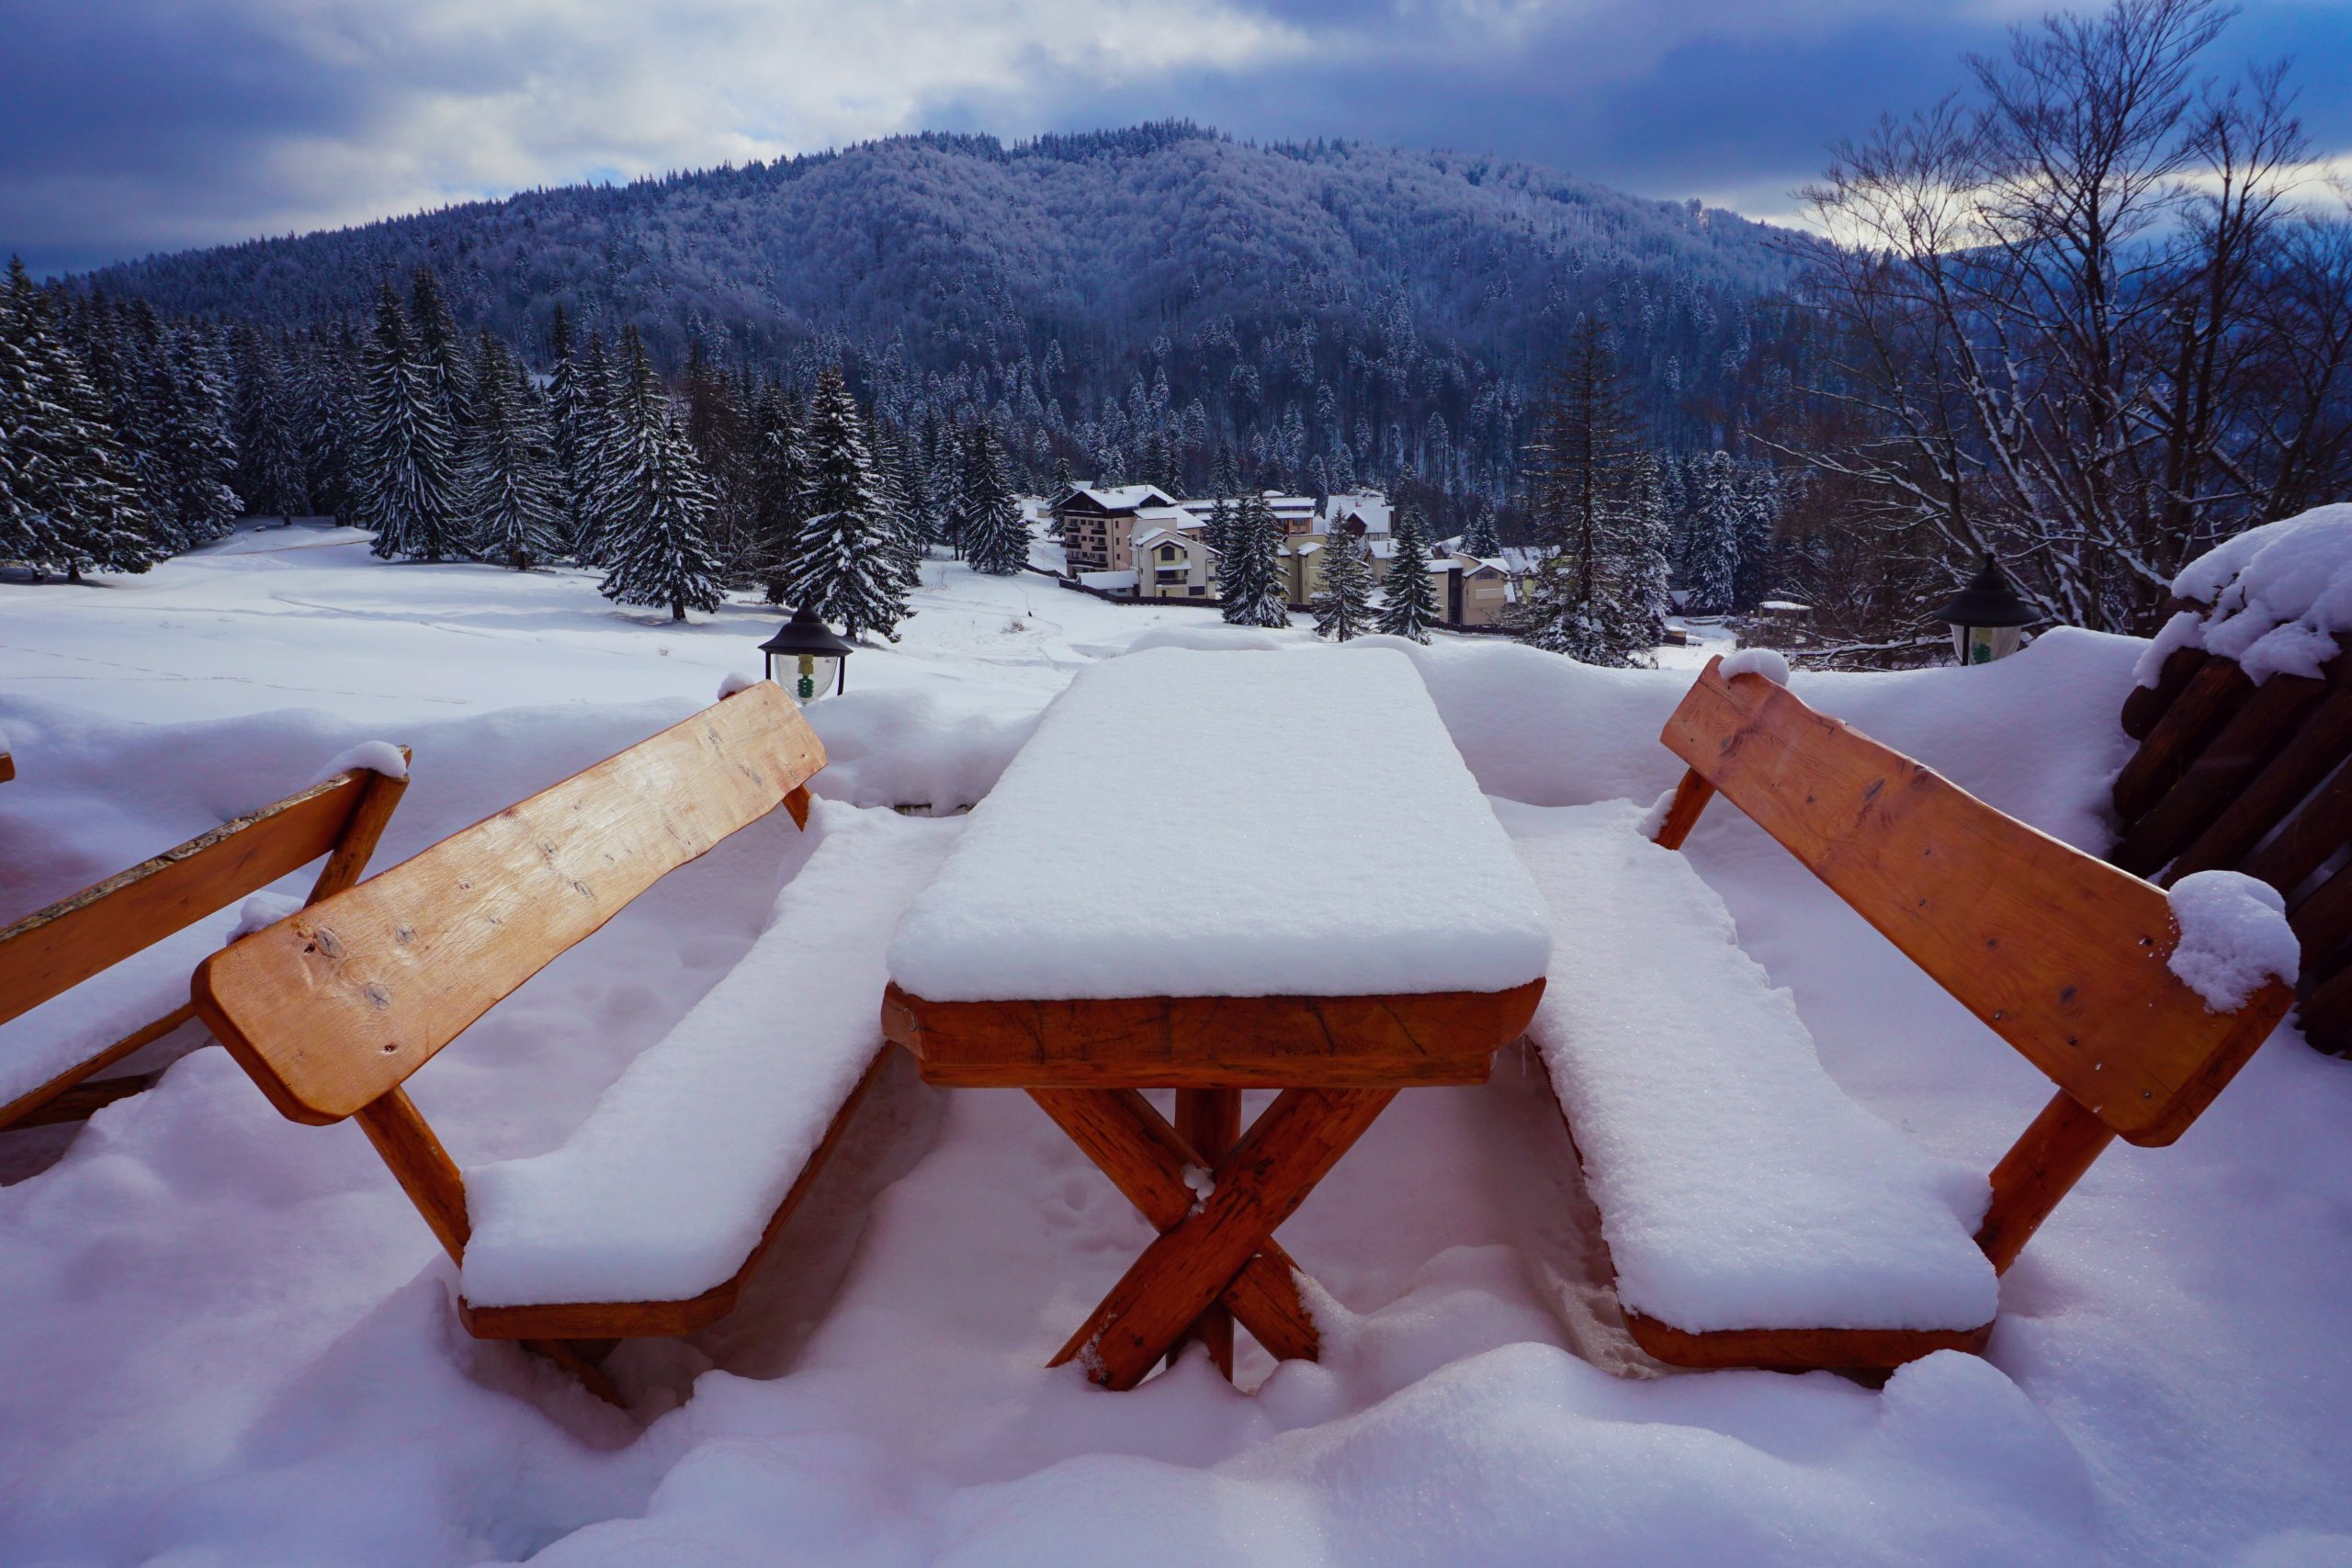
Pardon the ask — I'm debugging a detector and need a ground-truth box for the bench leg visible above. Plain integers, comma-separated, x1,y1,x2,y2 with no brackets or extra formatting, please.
1055,1086,1394,1391
1171,1088,1241,1378
1976,1090,2115,1273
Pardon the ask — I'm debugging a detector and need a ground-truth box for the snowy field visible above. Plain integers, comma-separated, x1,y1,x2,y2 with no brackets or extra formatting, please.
3,524,2350,1566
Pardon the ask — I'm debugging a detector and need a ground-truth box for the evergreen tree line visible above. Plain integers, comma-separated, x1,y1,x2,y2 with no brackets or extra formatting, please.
2,260,1045,637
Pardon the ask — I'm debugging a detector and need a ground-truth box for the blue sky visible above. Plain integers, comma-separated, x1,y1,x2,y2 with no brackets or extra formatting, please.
4,0,2347,275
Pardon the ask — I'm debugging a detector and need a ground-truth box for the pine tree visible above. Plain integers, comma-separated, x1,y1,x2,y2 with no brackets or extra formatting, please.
1220,490,1288,627
291,326,362,526
1311,525,1375,640
1377,501,1440,642
750,382,807,602
408,266,471,434
231,325,308,522
867,419,926,590
1512,318,1657,665
960,420,1027,575
1460,502,1501,558
783,366,910,640
356,282,459,561
0,259,154,577
567,332,620,564
595,333,725,620
461,337,563,570
155,329,241,547
1732,465,1781,612
1683,450,1739,615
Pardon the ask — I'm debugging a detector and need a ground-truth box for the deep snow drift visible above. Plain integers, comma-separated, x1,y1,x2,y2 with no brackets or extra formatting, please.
2,527,2349,1568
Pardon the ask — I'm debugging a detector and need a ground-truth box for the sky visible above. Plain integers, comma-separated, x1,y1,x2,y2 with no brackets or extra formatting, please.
4,0,2348,276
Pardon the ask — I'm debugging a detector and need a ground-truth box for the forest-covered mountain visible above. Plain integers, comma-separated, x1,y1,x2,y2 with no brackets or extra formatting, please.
75,124,1809,519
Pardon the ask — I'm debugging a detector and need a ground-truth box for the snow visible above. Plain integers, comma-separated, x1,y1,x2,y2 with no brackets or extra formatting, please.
1505,799,1997,1333
0,915,229,1111
887,649,1554,1002
2,529,2350,1568
1716,647,1791,685
231,892,304,941
2165,871,2300,1012
462,802,960,1308
714,670,759,701
308,739,410,786
2159,504,2352,682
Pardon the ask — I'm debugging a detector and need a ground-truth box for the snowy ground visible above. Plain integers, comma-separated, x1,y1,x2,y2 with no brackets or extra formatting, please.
2,524,2349,1567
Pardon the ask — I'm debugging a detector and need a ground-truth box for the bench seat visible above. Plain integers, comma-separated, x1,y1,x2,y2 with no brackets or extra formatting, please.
1498,798,2001,1355
461,802,962,1317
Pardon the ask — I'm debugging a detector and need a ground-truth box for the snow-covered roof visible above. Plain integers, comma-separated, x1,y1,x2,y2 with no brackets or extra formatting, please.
1134,526,1208,553
1070,485,1179,513
1077,569,1138,591
1318,493,1393,536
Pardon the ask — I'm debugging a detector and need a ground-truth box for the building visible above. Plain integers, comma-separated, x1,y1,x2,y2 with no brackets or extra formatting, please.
1055,484,1183,574
1136,527,1219,600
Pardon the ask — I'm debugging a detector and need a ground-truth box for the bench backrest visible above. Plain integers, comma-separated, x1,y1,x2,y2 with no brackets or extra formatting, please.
194,685,823,1126
1657,657,2290,1148
1,760,408,1030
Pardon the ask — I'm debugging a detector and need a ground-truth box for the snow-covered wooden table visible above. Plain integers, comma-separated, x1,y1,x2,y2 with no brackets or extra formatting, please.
882,649,1552,1387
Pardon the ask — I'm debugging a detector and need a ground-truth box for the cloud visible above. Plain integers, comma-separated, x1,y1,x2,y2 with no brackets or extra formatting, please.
2,0,2344,273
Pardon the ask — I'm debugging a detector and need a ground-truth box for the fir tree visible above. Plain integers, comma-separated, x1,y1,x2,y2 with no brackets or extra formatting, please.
153,328,241,547
595,333,725,620
292,325,362,525
461,337,564,570
750,382,807,602
783,366,910,640
356,283,460,561
1732,465,1781,612
567,332,619,564
1377,501,1440,642
867,419,926,590
1460,502,1501,558
959,420,1027,575
1311,525,1375,640
1219,490,1289,627
1682,450,1739,615
1512,318,1656,665
408,266,471,434
0,259,154,578
231,325,307,522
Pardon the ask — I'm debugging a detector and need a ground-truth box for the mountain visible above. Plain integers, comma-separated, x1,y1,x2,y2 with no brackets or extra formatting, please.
75,124,1813,512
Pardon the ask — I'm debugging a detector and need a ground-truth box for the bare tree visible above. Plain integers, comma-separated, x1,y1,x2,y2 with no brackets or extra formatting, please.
1775,0,2352,636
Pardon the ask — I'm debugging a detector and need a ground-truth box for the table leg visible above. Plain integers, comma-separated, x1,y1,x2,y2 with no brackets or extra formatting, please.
1171,1088,1242,1378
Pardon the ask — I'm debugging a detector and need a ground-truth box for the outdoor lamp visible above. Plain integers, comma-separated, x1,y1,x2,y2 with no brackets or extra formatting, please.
1931,553,2036,666
758,605,854,702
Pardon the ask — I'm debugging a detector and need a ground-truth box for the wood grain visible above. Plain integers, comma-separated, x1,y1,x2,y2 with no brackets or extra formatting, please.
1055,1087,1394,1390
0,1004,194,1130
0,769,373,1028
1660,656,2292,1146
1626,1315,1994,1371
195,686,824,1123
884,980,1542,1089
2112,668,2330,876
2165,685,2352,882
2241,756,2352,897
1024,1087,1320,1365
2111,657,2252,820
1172,1087,1242,1376
2120,641,2210,739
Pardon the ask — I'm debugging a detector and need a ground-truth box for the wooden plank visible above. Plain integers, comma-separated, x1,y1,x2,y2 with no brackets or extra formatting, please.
2299,963,2352,1055
0,1003,195,1130
884,980,1542,1090
2241,758,2352,898
0,750,14,784
1172,1087,1242,1377
460,1046,891,1340
1973,1090,2117,1273
2113,669,2330,876
356,1089,469,1263
2166,685,2352,882
1660,657,2292,1145
0,770,369,1029
2119,628,2207,740
2111,657,2252,821
1056,1087,1395,1390
2289,863,2352,971
307,764,412,902
4,1071,160,1130
1025,1087,1320,1365
1649,768,1716,851
1626,1315,1993,1372
195,686,824,1124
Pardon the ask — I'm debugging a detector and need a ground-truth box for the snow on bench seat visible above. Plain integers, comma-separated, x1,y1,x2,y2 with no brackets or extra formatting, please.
1498,798,1999,1337
460,802,961,1310
888,647,1552,1003
0,910,248,1111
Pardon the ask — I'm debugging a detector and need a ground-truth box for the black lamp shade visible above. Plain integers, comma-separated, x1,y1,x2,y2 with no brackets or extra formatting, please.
758,606,855,701
1930,554,2036,664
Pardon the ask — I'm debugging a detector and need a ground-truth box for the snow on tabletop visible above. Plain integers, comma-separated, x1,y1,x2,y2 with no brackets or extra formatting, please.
2162,504,2352,683
461,801,961,1308
886,648,1554,1003
1716,647,1790,686
1501,798,1998,1335
305,739,407,787
2165,871,2299,1012
231,893,302,942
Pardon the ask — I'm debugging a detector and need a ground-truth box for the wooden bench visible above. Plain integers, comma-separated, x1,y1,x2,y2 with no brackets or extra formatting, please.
1,755,408,1131
191,684,853,1400
1526,655,2294,1374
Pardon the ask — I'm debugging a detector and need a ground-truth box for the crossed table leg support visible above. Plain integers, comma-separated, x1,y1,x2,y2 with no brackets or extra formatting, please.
1028,1084,1397,1391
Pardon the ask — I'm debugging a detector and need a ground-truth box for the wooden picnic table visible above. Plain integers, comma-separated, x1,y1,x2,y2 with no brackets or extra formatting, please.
881,648,1552,1388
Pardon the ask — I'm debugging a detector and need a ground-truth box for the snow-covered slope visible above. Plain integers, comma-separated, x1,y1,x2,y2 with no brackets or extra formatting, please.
1,530,2348,1567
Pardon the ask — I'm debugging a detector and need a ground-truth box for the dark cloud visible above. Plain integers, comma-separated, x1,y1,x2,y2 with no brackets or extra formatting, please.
3,0,2344,276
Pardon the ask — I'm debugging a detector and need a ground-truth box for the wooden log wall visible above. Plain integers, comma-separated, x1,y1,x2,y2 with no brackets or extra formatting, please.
2113,605,2352,1057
